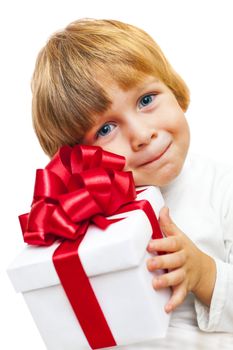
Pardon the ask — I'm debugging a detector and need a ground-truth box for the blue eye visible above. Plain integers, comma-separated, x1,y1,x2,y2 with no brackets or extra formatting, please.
96,123,116,138
139,94,155,108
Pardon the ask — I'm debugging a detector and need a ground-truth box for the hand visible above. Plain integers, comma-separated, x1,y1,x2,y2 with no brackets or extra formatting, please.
146,207,216,313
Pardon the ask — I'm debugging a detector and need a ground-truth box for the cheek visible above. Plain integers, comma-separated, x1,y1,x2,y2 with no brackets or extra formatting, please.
178,117,190,149
168,109,190,142
97,139,130,161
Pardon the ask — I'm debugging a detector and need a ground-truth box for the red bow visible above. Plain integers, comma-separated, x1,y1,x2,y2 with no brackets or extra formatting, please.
19,145,162,349
19,144,136,246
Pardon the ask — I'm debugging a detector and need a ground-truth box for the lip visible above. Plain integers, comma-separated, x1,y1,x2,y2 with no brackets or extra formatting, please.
139,142,171,167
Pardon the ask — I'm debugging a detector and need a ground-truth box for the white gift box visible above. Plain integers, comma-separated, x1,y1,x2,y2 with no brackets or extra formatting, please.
7,186,171,350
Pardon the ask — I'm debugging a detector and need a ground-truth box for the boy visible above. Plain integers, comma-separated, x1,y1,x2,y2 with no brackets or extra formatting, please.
31,18,233,348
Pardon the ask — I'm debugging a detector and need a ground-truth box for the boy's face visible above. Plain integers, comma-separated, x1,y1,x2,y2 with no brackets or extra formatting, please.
84,76,190,187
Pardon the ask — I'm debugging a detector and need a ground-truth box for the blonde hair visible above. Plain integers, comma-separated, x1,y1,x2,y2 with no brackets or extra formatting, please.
32,18,190,157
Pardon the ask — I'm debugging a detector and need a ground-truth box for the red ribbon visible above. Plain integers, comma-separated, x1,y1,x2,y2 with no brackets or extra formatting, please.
19,144,163,349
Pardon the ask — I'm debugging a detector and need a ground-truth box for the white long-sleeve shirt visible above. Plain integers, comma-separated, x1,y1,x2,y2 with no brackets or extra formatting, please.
124,154,233,349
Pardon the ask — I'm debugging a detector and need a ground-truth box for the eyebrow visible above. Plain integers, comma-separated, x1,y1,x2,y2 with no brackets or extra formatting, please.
135,77,160,94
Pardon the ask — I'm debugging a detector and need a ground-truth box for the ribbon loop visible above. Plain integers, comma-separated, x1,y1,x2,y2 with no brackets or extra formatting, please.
20,145,135,246
34,169,67,200
58,189,102,222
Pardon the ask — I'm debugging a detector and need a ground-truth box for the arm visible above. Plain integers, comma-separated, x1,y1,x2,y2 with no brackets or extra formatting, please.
147,157,233,332
194,164,233,332
147,207,217,313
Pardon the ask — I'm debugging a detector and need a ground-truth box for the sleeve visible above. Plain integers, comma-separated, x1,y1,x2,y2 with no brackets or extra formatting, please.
194,163,233,332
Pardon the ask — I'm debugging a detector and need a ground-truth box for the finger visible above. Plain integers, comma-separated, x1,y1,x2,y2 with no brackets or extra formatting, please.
147,250,186,271
147,236,182,253
152,268,185,290
159,207,178,237
165,283,187,313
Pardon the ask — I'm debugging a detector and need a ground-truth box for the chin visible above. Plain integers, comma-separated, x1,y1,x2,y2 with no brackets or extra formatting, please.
133,162,183,187
159,162,183,186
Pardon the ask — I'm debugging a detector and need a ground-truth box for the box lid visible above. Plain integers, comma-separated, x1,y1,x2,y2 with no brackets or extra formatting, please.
7,186,164,292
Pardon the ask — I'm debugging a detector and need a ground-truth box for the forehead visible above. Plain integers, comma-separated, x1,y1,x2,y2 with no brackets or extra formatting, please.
94,59,161,87
100,75,162,103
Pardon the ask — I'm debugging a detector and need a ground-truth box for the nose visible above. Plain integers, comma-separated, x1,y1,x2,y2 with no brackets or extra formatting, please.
129,119,158,151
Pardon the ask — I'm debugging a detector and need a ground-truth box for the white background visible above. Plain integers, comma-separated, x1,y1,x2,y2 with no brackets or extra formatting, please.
1,0,233,349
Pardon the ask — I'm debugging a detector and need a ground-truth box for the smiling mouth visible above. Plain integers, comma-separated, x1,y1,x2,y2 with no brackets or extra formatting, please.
140,143,171,167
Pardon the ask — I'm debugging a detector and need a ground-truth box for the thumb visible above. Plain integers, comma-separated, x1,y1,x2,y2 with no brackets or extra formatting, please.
159,207,177,236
